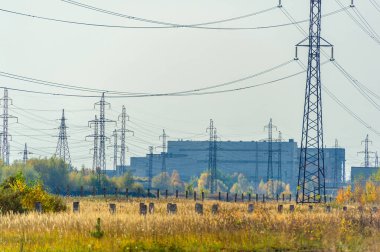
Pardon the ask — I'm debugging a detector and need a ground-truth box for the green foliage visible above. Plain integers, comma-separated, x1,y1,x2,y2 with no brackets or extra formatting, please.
152,172,171,190
90,218,104,239
0,172,66,214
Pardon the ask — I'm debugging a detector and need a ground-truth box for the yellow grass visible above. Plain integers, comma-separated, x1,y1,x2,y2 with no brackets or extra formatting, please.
0,198,379,251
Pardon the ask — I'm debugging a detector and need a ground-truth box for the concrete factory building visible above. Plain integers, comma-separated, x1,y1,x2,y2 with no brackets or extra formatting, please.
129,139,345,191
351,167,380,187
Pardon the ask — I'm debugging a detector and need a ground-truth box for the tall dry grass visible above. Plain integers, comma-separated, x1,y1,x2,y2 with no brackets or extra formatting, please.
0,198,379,251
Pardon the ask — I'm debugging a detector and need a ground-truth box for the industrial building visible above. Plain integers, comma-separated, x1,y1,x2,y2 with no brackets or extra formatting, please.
351,167,379,187
128,139,345,192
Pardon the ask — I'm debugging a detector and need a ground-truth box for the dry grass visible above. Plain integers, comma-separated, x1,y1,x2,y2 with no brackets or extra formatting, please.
0,197,379,251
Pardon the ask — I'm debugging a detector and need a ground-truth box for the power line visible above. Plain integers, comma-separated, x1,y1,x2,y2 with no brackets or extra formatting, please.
0,59,293,96
0,64,307,98
334,0,380,44
0,5,347,31
369,0,380,13
61,0,277,28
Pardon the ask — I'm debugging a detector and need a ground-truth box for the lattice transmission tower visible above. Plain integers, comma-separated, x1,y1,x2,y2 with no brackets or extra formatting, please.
157,129,169,174
94,93,115,181
118,105,133,175
87,115,99,175
264,118,277,195
207,119,218,194
20,143,32,164
277,131,283,183
358,134,374,167
333,139,339,188
296,0,334,203
55,109,71,169
110,129,119,172
147,146,154,189
0,88,18,165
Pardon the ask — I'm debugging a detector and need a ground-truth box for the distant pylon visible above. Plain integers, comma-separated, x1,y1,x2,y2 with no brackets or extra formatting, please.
375,152,379,168
55,109,71,168
277,131,283,182
295,0,334,204
87,115,99,175
148,146,154,188
0,88,18,165
207,119,217,193
358,134,374,167
264,118,277,195
118,105,133,175
94,93,115,180
111,129,118,171
20,143,32,164
334,139,339,187
157,129,169,173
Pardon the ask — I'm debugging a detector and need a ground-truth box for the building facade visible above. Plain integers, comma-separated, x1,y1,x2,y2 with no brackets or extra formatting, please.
129,139,345,192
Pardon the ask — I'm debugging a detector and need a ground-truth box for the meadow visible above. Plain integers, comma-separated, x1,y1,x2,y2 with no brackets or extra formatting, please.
0,197,379,252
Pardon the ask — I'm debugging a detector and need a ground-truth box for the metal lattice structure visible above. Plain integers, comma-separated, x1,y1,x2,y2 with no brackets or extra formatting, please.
334,139,339,188
148,146,154,188
264,118,277,195
296,0,333,203
20,143,32,164
87,115,99,176
277,131,283,182
94,93,115,182
207,119,217,194
55,109,71,168
0,88,18,165
358,134,374,167
111,129,118,171
157,129,169,174
118,105,133,175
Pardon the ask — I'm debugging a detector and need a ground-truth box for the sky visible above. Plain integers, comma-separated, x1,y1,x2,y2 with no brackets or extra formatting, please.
0,0,380,180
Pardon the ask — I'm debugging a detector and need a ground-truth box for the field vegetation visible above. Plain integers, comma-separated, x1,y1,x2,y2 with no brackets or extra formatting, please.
0,197,379,251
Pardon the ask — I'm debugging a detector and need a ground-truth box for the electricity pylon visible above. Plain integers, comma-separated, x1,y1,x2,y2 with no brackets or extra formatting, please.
94,93,115,182
296,0,334,203
118,105,133,175
333,139,339,188
147,146,154,188
358,134,375,167
207,119,217,193
20,143,32,164
87,115,99,176
156,129,169,174
0,88,18,165
55,109,71,169
264,118,277,196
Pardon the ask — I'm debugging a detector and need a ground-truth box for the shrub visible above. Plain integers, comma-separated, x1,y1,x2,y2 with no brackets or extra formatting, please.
0,173,66,214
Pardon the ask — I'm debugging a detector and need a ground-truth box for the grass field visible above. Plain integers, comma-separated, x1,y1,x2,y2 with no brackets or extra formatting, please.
0,198,379,251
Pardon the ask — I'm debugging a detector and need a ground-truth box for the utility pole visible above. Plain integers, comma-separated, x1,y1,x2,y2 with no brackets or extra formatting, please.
118,105,133,175
87,115,99,176
358,134,374,167
20,143,32,164
148,146,153,189
55,109,71,169
264,118,277,196
0,88,18,165
295,0,334,203
157,129,169,174
206,119,217,194
94,93,115,183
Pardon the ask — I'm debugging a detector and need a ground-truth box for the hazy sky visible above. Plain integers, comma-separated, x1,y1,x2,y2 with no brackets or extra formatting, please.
1,0,380,179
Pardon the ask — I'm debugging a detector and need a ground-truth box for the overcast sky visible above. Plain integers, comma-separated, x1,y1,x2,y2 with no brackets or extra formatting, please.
1,0,380,179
